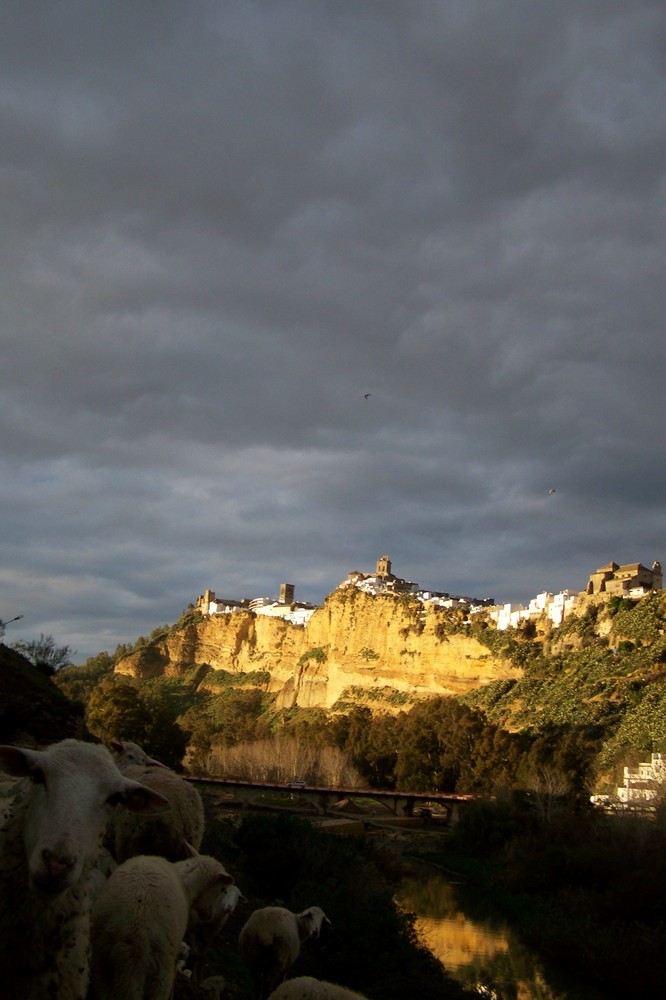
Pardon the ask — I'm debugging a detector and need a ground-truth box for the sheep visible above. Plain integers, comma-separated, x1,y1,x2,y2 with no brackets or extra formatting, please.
188,882,247,981
0,771,19,828
267,977,370,1000
88,843,118,908
89,850,234,1000
109,738,168,770
106,759,205,863
0,738,170,1000
239,905,332,999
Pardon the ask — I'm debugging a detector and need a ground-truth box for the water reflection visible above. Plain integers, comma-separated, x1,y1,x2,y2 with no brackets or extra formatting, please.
395,867,600,1000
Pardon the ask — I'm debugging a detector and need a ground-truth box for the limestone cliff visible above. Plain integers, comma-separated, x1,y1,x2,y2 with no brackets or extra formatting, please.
115,589,520,711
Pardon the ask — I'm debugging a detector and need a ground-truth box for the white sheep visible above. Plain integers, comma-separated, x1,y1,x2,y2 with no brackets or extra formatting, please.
239,905,332,999
90,850,234,1000
268,977,370,1000
88,843,118,908
109,738,168,770
0,738,170,1000
106,760,205,863
188,882,247,981
0,771,19,828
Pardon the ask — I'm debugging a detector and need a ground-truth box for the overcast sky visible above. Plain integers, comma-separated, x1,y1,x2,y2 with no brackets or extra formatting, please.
1,1,665,661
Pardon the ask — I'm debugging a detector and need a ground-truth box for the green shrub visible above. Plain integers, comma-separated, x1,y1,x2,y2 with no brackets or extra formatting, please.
298,646,327,665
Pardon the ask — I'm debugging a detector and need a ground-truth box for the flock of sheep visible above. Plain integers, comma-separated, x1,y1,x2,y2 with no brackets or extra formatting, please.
0,737,370,1000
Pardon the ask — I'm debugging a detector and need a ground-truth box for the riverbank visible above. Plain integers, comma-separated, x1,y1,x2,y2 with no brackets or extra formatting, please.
199,790,666,996
395,857,612,1000
401,803,666,998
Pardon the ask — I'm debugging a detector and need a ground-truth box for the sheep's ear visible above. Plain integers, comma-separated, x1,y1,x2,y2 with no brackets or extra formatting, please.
108,739,124,752
145,755,168,768
118,781,171,814
184,841,199,858
0,745,42,776
217,871,234,886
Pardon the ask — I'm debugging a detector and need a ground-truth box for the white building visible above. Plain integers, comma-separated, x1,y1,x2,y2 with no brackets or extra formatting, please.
486,590,580,631
196,589,249,615
198,584,315,627
487,602,530,631
546,590,579,626
616,754,666,805
250,599,316,626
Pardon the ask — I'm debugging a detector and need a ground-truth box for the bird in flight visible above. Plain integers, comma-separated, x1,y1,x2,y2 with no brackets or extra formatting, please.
364,393,372,399
547,488,556,495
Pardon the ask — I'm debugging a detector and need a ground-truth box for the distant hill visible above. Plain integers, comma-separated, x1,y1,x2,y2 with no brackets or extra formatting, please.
0,643,86,747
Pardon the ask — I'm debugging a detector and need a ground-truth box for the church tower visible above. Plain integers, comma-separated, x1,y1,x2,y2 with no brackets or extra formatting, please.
376,555,392,579
653,561,663,591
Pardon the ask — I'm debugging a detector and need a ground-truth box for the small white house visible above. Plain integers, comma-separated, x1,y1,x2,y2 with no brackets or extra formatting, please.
616,754,666,805
487,602,529,631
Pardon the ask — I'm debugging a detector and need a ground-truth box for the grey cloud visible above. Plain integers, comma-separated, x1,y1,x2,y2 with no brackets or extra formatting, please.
1,1,664,658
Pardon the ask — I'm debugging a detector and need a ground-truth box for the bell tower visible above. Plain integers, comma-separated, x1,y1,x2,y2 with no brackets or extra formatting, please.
376,555,392,579
653,561,663,591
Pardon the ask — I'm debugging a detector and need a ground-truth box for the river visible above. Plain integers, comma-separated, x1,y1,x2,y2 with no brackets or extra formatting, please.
395,864,608,999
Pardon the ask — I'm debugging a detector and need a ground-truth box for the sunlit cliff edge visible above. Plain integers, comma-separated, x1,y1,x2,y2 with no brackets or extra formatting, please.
114,589,520,712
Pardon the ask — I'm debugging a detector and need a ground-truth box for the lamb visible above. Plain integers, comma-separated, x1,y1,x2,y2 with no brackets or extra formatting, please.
90,850,234,1000
0,738,170,1000
188,882,247,981
106,754,205,863
267,977,370,1000
239,905,332,999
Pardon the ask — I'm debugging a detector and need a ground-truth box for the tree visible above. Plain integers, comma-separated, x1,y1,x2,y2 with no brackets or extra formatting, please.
86,679,152,745
207,688,268,746
329,709,401,788
86,679,188,769
11,633,74,674
54,651,115,706
392,697,527,793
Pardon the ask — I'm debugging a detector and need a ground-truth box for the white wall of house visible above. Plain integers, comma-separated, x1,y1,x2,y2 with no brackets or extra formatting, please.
252,601,315,626
486,590,581,631
487,602,528,630
615,754,666,804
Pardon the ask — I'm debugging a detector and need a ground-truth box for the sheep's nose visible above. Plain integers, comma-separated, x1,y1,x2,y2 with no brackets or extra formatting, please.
42,848,75,878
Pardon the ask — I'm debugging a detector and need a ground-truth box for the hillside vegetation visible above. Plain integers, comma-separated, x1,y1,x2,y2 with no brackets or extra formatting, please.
50,590,666,797
464,592,666,788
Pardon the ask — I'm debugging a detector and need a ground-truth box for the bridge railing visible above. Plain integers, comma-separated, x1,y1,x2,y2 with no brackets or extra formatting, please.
186,774,481,819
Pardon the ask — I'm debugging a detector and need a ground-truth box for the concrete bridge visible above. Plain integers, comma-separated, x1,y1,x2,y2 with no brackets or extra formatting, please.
187,775,481,824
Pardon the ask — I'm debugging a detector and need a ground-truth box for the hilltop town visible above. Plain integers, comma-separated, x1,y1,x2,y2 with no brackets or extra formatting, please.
196,554,663,632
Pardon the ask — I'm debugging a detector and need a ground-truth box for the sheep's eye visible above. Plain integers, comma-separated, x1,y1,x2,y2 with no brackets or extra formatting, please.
30,766,46,786
106,791,125,807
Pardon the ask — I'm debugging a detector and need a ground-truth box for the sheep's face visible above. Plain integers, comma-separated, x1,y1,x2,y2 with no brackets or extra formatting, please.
179,856,235,923
297,906,332,941
221,884,246,913
0,740,170,894
109,739,167,770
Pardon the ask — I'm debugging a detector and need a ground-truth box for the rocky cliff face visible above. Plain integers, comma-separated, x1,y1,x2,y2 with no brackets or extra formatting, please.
115,589,520,711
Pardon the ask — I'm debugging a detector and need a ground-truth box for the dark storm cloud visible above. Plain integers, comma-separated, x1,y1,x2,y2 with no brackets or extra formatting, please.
1,1,664,657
